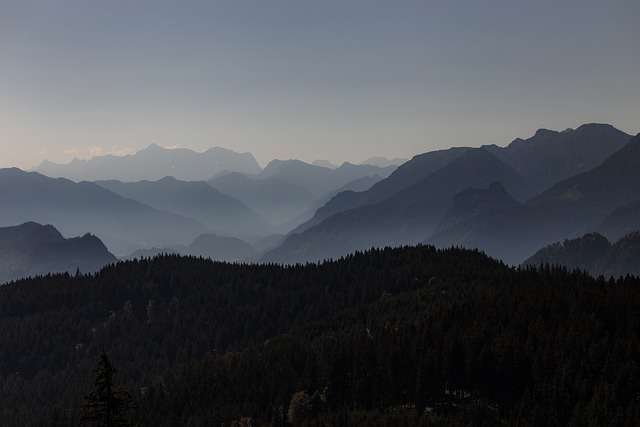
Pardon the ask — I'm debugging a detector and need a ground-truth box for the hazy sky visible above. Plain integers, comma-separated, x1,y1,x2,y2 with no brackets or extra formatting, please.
1,0,638,169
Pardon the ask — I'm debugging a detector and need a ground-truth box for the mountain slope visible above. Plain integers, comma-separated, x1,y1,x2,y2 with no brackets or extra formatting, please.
0,222,116,283
524,232,640,277
208,172,315,226
294,147,471,234
598,199,640,241
433,182,521,234
264,148,529,263
36,144,261,182
484,123,631,193
187,234,256,261
126,233,256,262
282,174,384,234
523,233,612,273
530,132,640,223
259,159,395,197
361,156,408,168
430,133,640,264
209,160,393,229
0,168,206,255
96,177,271,238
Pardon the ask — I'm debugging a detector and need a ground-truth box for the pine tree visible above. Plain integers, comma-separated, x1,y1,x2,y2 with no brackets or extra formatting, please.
82,352,133,427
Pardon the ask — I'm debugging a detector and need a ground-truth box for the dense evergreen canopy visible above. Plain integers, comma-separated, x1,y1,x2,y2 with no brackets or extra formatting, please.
0,246,638,426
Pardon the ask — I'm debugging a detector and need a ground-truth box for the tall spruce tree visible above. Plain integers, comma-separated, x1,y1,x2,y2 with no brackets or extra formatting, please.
82,352,133,427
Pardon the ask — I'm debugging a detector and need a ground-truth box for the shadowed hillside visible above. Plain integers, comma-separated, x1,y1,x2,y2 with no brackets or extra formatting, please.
0,222,116,283
0,168,206,255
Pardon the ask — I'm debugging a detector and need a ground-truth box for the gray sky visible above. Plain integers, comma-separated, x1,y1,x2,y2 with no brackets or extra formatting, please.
1,0,638,169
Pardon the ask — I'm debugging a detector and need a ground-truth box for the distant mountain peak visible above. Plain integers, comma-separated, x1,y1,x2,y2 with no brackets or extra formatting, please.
36,144,262,181
312,160,337,169
575,122,618,132
143,143,164,151
0,222,116,283
534,128,558,137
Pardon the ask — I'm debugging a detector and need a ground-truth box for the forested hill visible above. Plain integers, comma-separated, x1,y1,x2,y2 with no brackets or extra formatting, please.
1,247,639,426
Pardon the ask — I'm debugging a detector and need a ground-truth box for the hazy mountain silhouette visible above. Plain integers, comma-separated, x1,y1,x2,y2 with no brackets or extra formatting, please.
529,132,640,226
523,233,612,273
126,233,255,262
312,159,337,169
0,222,116,283
429,133,640,264
598,200,640,241
282,174,384,234
361,156,408,168
96,177,271,238
433,182,521,234
264,148,528,263
209,160,393,227
0,168,206,255
484,123,631,193
294,147,471,234
188,233,256,261
258,159,395,197
524,232,640,277
36,144,261,182
208,172,315,226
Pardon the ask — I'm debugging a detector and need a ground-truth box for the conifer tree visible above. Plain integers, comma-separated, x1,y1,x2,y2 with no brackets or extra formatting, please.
82,352,133,427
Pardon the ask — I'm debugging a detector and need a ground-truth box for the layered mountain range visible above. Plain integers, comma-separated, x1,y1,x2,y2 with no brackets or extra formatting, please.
96,177,270,239
264,124,635,265
0,168,206,255
209,160,394,227
36,144,261,182
5,122,640,280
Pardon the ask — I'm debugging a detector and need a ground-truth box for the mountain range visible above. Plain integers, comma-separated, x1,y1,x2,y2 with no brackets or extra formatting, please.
96,177,271,238
265,124,635,264
0,168,206,255
0,222,115,284
484,123,630,193
209,160,394,227
264,147,530,263
10,122,639,271
36,144,261,182
257,159,396,197
361,156,408,168
429,130,640,263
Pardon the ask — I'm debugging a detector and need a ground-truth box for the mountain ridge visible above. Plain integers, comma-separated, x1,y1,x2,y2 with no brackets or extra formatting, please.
0,222,116,284
36,144,261,182
96,177,271,238
524,231,640,277
0,168,207,255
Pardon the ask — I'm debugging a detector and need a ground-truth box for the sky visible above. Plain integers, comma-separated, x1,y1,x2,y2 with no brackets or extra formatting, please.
1,0,638,169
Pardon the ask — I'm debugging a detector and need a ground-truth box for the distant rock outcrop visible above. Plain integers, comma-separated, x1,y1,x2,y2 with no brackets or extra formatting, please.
0,222,116,284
